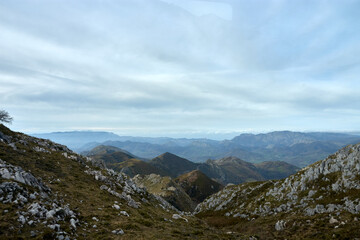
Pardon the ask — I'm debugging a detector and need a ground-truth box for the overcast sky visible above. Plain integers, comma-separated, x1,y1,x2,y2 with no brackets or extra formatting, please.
1,0,360,138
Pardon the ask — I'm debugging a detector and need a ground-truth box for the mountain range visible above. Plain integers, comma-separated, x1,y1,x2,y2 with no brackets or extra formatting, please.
32,131,360,167
3,124,360,238
84,145,299,185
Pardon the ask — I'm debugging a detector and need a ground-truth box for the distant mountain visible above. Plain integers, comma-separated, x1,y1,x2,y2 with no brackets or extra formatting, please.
85,147,299,185
85,145,137,159
32,131,121,150
32,131,216,152
175,170,224,204
84,145,164,177
198,157,265,184
197,157,300,185
230,131,360,148
195,143,360,239
149,152,198,178
38,130,360,167
81,131,360,167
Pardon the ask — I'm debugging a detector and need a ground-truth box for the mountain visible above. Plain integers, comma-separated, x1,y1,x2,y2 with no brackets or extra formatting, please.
149,152,198,178
32,131,216,153
230,131,360,148
199,157,265,184
85,146,299,185
133,174,196,212
83,145,136,158
0,124,229,239
84,145,165,177
175,170,224,204
195,143,360,238
31,131,122,151
74,131,360,167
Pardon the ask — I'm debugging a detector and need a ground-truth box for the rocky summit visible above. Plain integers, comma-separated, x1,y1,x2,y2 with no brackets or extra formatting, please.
195,143,360,239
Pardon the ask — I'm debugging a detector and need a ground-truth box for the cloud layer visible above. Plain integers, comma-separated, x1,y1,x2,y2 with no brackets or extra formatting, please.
0,0,359,137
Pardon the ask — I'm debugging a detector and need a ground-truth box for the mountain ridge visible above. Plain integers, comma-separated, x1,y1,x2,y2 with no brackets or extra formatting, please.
46,130,360,167
85,146,300,185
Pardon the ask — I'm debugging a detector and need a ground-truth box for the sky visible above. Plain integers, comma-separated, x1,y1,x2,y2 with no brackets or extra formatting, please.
1,0,360,139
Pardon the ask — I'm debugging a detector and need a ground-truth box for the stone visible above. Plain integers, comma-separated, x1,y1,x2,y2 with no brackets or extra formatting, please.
275,220,286,231
18,215,26,224
112,229,124,235
172,214,188,222
329,216,339,224
112,204,120,210
70,218,77,229
48,224,60,231
46,210,56,219
120,211,129,217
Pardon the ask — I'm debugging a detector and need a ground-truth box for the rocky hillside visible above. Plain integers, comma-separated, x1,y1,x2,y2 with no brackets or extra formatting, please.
195,143,360,239
0,124,232,239
133,174,196,212
175,170,224,204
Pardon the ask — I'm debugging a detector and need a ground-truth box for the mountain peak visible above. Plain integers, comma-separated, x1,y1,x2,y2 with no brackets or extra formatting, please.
149,153,198,178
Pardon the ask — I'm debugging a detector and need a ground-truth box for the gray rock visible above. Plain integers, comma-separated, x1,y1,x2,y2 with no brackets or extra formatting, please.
120,211,129,217
112,229,124,235
329,216,339,224
18,215,26,224
275,220,286,231
70,218,77,229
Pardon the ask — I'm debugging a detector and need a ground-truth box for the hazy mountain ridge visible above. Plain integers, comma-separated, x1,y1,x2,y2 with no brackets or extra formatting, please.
38,130,360,167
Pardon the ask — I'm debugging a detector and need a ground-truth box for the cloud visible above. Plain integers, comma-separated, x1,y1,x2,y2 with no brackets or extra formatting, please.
0,0,359,136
